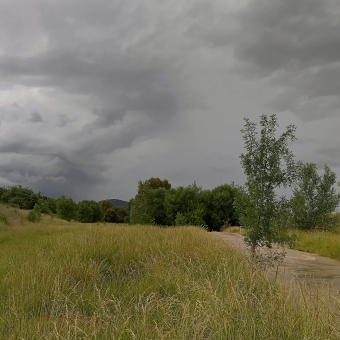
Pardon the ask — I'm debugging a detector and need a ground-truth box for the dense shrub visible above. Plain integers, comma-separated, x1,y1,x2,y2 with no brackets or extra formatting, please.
128,179,240,229
56,196,76,222
27,205,42,223
175,212,187,226
76,200,102,223
0,185,38,210
100,200,127,223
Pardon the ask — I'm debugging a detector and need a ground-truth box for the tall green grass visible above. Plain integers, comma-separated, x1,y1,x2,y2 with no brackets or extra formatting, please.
0,205,338,339
292,230,340,261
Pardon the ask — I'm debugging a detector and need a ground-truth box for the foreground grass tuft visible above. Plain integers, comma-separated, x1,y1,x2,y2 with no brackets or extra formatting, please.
0,206,338,339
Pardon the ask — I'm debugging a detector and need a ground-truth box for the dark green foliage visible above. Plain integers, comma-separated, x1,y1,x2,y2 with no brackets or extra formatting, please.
27,205,42,223
164,183,206,227
100,200,127,223
165,183,240,229
38,196,57,214
148,188,168,225
128,178,240,229
56,196,76,222
89,201,102,222
140,213,154,225
129,178,172,225
35,198,57,216
0,185,38,210
124,198,134,224
129,181,152,224
291,162,340,230
145,177,171,190
0,186,57,215
76,200,103,223
175,212,187,226
76,201,94,223
203,184,241,231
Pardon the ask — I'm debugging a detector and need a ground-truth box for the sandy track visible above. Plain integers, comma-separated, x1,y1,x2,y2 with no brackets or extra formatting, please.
211,232,340,294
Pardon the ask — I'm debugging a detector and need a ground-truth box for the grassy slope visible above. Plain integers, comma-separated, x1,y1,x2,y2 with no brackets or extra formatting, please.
0,205,339,339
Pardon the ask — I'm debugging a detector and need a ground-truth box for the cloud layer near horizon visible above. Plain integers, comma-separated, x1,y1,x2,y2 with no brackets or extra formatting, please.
0,0,340,201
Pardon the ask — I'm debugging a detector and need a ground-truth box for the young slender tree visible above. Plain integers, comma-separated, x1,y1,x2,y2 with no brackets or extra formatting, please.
291,162,340,230
235,114,297,255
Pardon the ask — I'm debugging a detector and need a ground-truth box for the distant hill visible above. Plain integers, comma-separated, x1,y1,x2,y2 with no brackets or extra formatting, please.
105,199,128,209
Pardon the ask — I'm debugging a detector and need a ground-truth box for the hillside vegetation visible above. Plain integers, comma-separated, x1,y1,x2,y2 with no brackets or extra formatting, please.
0,205,339,339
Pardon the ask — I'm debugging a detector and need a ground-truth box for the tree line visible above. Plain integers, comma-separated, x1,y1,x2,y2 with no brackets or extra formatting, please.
0,185,127,224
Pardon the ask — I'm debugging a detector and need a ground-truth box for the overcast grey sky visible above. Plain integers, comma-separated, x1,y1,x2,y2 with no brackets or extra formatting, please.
0,0,339,201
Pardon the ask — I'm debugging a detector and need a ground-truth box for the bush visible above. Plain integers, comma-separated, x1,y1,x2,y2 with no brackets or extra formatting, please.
35,199,52,214
140,213,154,225
0,185,39,210
100,200,127,223
27,206,42,223
76,200,103,223
76,202,93,223
175,213,187,226
56,196,76,222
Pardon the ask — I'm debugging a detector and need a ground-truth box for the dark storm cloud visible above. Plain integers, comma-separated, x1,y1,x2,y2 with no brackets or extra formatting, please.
231,0,340,75
27,111,44,123
57,114,74,128
0,138,49,155
92,108,127,128
0,48,180,125
0,103,20,123
0,0,189,199
220,0,340,121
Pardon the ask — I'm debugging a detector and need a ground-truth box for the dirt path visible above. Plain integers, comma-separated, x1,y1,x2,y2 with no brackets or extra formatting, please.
212,232,340,294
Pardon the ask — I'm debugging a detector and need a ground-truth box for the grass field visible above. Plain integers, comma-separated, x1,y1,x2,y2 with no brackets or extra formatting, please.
0,205,339,339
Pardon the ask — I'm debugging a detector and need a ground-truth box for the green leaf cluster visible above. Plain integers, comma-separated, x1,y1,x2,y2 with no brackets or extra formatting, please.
56,196,76,222
76,200,102,223
100,200,127,223
0,185,57,213
0,185,39,210
291,162,340,230
27,204,42,223
128,179,240,230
